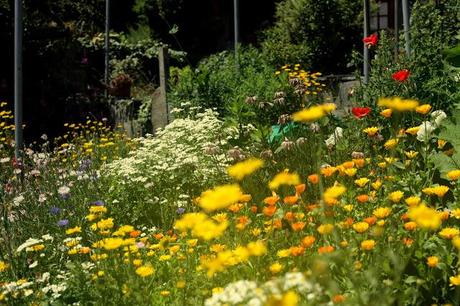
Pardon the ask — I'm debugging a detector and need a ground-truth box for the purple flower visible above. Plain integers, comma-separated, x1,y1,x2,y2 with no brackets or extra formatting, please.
176,207,185,215
92,200,105,206
50,207,61,215
57,219,69,227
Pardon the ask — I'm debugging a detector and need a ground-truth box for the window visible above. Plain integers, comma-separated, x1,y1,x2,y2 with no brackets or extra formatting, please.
371,1,390,31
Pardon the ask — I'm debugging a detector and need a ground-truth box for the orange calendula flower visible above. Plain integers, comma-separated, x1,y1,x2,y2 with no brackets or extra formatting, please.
364,216,377,225
263,206,277,217
283,196,299,205
295,184,306,195
415,104,432,115
403,221,417,231
426,256,439,268
289,246,305,256
291,222,306,232
356,194,369,203
301,236,316,248
308,174,319,184
318,246,334,254
321,166,337,177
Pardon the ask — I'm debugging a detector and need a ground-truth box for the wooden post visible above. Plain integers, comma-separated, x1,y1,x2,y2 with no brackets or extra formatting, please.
151,47,170,134
394,0,399,59
402,0,410,55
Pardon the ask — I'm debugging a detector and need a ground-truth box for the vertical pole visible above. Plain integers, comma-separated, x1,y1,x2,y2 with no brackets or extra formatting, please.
234,0,239,72
402,0,410,55
159,47,170,124
14,0,23,159
394,0,399,59
363,0,371,84
104,0,110,97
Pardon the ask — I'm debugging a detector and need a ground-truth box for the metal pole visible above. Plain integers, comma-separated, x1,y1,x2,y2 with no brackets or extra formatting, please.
394,0,399,59
104,0,110,97
402,0,410,55
14,0,23,159
363,0,370,84
234,0,239,72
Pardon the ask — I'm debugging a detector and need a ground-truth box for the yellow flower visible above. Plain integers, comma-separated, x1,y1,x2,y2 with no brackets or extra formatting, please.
415,104,432,115
405,196,421,207
439,227,460,239
0,261,9,272
344,168,357,177
371,180,382,190
89,206,107,214
269,262,283,274
405,127,420,135
447,169,460,181
388,191,404,203
380,108,393,118
198,184,243,212
246,241,267,256
292,105,325,122
102,238,124,250
404,151,419,159
353,222,369,233
277,249,290,258
426,256,438,267
324,185,346,199
269,171,300,190
408,204,442,230
135,265,154,277
373,207,391,219
384,138,398,150
451,209,460,219
363,127,379,136
452,237,460,250
65,226,81,235
361,239,376,251
378,97,419,112
438,139,447,149
317,224,334,235
160,290,170,297
227,158,264,180
354,177,370,187
450,275,460,286
423,185,449,198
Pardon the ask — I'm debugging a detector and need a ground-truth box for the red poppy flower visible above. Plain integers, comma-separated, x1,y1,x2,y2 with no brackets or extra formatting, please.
363,33,378,48
351,107,371,119
392,69,410,82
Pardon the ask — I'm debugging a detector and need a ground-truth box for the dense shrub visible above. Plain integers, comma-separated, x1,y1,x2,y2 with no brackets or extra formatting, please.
260,0,362,73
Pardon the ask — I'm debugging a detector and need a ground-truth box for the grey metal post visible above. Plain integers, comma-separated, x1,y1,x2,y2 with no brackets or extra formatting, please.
394,0,399,58
234,0,239,72
14,0,23,159
159,47,170,124
363,0,371,84
104,0,110,97
402,0,410,55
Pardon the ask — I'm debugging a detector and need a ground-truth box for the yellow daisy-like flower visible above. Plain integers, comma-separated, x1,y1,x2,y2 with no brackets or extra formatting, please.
352,222,369,233
388,191,404,203
66,226,81,235
292,103,336,122
317,223,334,235
439,227,460,239
378,97,419,112
354,177,370,187
404,151,419,159
380,108,393,118
422,185,449,198
453,237,460,250
451,208,460,219
384,138,398,150
426,256,439,267
447,169,460,181
361,239,376,251
198,184,243,212
363,127,379,136
268,171,300,190
135,265,155,277
373,207,392,219
450,275,460,286
408,204,442,230
405,126,420,135
405,196,421,207
415,104,432,115
269,262,283,274
227,158,264,181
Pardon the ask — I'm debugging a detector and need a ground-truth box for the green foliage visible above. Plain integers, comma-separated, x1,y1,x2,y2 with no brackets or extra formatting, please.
260,0,362,73
355,0,460,113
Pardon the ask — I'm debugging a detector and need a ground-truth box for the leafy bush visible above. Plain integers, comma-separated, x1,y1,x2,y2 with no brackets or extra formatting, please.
260,0,362,73
354,1,460,113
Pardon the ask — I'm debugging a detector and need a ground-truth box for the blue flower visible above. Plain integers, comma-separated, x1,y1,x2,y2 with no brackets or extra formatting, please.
176,207,185,215
50,207,61,215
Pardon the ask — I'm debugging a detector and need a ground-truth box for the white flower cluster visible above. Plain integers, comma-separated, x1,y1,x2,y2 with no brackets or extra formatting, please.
416,110,447,142
103,109,241,209
205,272,324,306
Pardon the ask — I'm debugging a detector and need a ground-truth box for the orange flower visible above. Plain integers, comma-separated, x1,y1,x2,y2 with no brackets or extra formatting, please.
250,205,258,214
307,204,318,211
342,161,355,169
356,194,369,203
284,212,295,222
228,203,243,213
332,295,346,304
345,217,354,227
308,174,320,184
400,213,410,222
325,197,339,206
353,159,366,168
264,196,279,206
403,237,414,247
154,233,164,240
237,216,249,226
291,222,306,232
295,184,306,195
284,196,299,205
321,167,337,177
263,206,277,217
273,219,283,229
364,216,377,226
301,236,316,248
130,230,141,238
318,246,335,254
289,246,305,256
404,221,417,231
239,194,252,203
